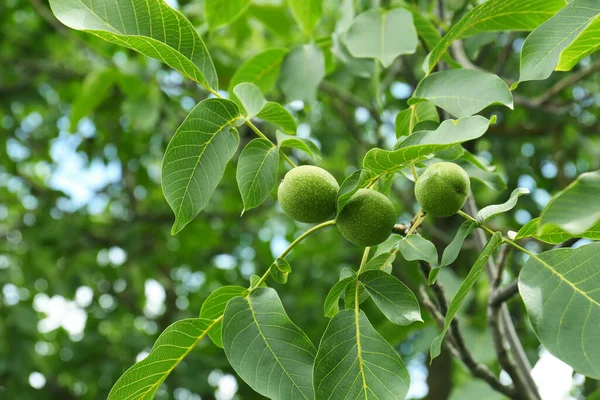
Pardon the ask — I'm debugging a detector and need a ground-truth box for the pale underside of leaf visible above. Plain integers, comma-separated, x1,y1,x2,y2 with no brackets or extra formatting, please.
49,0,218,90
313,309,410,399
108,318,216,400
519,243,600,378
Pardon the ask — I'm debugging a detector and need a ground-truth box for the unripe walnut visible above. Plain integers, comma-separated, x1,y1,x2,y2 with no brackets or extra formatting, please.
415,162,470,217
337,189,397,246
278,165,339,223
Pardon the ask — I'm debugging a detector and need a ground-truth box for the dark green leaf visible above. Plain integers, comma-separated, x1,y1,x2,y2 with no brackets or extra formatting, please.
229,48,288,94
362,252,396,273
270,258,292,284
223,288,317,399
336,169,375,215
277,132,319,158
313,310,410,399
324,277,355,318
429,221,479,285
430,232,502,360
395,101,439,138
280,44,325,104
162,98,240,234
205,0,251,30
199,286,248,348
358,270,422,325
236,138,279,213
108,318,216,399
515,217,600,244
397,235,438,265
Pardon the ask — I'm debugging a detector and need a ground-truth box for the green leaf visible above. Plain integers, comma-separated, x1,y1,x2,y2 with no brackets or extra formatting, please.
519,0,600,82
336,169,376,215
233,83,267,117
430,232,502,360
477,188,530,223
222,288,317,399
236,139,279,213
70,68,118,130
233,83,297,134
162,98,240,234
108,318,216,400
345,8,418,67
280,44,325,104
363,116,493,174
199,286,248,348
229,48,288,94
411,69,513,118
362,251,396,273
270,258,292,284
49,0,218,91
344,280,368,310
324,277,355,317
276,132,319,158
205,0,251,30
557,16,600,71
358,270,422,325
331,36,375,78
539,170,600,235
458,160,507,191
430,221,479,285
287,0,322,37
397,235,438,265
426,0,566,72
395,101,439,138
405,6,460,68
519,242,600,378
515,217,600,244
257,103,297,135
250,274,268,288
313,310,410,399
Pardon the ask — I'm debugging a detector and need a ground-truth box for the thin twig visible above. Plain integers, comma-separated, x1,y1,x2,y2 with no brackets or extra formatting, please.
493,244,508,288
319,80,382,124
490,280,519,307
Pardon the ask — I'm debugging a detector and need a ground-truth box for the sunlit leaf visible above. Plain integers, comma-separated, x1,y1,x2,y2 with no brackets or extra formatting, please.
336,169,375,215
358,270,422,325
277,132,319,158
519,0,599,82
49,0,218,90
223,288,317,399
287,0,323,37
270,257,292,284
519,242,600,378
205,0,251,30
199,286,247,348
236,138,279,212
411,69,513,118
477,188,530,223
539,170,600,235
257,103,297,135
362,251,396,273
162,98,240,234
397,235,438,265
345,8,418,67
430,232,502,360
229,48,288,94
429,221,479,285
314,310,410,399
395,101,439,138
557,17,600,71
108,318,216,400
70,68,119,130
363,116,493,174
515,217,600,244
324,276,355,318
280,44,325,104
426,0,566,72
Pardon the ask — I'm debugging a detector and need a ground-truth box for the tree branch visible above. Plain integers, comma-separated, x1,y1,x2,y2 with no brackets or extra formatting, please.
319,80,382,124
490,280,519,307
419,262,517,398
465,197,542,400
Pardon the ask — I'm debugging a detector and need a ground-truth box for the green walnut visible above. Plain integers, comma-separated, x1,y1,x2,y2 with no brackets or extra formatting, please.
337,189,397,246
278,165,339,223
415,162,470,217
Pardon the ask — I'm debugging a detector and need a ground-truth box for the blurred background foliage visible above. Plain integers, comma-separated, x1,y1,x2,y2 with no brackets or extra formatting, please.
1,0,599,399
